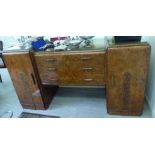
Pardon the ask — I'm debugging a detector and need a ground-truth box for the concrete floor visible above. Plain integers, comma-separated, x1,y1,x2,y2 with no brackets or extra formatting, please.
0,68,152,118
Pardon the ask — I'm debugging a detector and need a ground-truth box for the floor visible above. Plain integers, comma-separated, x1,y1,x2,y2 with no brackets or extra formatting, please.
0,68,152,118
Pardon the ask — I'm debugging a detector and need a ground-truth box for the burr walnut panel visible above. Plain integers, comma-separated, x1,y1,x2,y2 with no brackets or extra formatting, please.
3,52,45,109
35,51,106,86
3,43,151,115
106,43,150,116
3,52,58,110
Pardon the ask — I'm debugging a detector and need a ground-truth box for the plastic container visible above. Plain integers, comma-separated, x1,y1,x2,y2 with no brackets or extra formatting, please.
31,38,46,50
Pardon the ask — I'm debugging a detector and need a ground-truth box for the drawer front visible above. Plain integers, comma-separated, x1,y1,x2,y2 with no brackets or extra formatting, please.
58,52,106,85
60,52,105,65
67,61,105,75
35,54,63,69
35,52,106,86
35,54,63,85
40,71,58,85
59,75,105,86
58,66,105,85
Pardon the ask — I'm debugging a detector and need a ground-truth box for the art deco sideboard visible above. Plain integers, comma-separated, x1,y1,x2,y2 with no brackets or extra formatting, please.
3,42,151,116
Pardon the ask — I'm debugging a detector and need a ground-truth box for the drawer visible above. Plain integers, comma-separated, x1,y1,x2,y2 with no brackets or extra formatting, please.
67,69,105,83
35,54,62,83
58,52,106,76
79,77,105,86
62,52,105,65
40,71,57,79
39,70,58,85
35,52,105,69
35,52,106,86
39,67,58,76
41,78,58,85
69,64,105,75
58,61,105,84
35,54,63,69
59,75,105,86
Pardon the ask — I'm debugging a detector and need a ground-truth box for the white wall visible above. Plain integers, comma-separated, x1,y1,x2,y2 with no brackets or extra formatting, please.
142,36,155,117
0,36,114,50
0,36,19,49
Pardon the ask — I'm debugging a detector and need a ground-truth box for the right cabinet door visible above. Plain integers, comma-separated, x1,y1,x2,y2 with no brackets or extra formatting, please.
106,44,150,116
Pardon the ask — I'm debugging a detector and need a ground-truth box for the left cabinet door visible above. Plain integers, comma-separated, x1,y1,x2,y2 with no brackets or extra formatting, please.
3,52,45,110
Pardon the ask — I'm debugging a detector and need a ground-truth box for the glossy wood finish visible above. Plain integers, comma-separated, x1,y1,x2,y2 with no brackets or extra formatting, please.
35,51,106,86
3,51,58,110
106,43,150,116
29,51,58,109
3,43,151,115
35,53,62,85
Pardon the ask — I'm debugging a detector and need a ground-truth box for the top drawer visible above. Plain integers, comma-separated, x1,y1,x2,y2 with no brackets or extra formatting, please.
62,52,105,65
35,52,106,67
35,54,63,69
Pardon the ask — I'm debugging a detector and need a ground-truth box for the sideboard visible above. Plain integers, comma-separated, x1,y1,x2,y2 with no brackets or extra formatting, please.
3,42,151,116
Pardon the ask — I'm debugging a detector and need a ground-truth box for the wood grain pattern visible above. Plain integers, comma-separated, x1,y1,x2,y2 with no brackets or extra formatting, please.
3,43,151,115
3,52,43,109
35,51,106,86
106,43,151,116
3,51,58,110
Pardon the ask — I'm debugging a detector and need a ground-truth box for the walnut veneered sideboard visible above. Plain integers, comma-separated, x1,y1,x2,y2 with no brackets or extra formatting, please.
3,42,151,116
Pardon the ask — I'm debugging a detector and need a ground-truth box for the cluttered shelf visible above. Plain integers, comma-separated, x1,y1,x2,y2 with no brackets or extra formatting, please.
3,36,145,53
3,36,109,53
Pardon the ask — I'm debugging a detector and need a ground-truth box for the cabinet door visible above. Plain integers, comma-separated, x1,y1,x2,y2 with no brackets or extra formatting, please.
107,44,150,116
3,52,45,110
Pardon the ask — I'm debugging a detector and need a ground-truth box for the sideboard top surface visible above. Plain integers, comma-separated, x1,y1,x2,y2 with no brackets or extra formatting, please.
3,42,149,54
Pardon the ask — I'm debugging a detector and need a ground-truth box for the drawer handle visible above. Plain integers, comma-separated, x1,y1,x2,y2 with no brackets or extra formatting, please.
50,79,58,81
82,67,93,71
48,68,56,71
84,78,93,82
46,59,56,62
80,57,93,60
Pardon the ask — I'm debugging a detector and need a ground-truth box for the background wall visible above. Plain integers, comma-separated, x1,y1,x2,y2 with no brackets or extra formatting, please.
0,36,20,49
141,36,155,117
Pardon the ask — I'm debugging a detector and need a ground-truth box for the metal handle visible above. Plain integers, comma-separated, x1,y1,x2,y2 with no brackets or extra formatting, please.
80,57,92,60
46,59,56,62
31,73,36,85
50,79,58,81
84,78,93,82
82,67,93,71
48,68,56,71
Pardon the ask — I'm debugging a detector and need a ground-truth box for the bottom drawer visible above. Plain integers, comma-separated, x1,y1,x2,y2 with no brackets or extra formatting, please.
40,73,105,86
59,77,105,86
77,77,105,86
42,79,58,85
